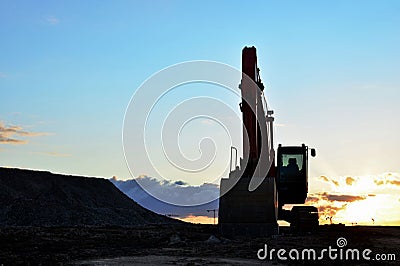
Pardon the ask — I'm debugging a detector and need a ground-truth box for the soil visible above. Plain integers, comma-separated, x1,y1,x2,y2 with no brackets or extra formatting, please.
0,225,398,265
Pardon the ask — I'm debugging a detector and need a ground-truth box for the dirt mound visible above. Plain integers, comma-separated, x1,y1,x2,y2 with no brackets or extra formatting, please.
0,167,175,226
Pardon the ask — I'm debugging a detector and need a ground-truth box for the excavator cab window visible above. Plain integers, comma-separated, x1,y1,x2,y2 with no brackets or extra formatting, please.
280,154,303,179
277,145,308,204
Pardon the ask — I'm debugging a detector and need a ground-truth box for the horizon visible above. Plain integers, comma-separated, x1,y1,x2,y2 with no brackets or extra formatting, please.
1,1,400,226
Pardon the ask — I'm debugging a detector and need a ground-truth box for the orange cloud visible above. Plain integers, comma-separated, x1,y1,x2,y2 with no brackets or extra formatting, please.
0,122,49,145
388,180,400,186
319,175,339,186
320,175,329,182
305,195,320,204
346,177,356,185
0,138,27,145
374,176,400,186
318,205,347,218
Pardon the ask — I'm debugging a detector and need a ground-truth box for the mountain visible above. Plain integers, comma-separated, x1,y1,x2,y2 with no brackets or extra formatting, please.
111,177,219,219
0,167,175,226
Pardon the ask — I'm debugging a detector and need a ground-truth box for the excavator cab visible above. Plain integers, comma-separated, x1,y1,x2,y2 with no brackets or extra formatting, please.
276,144,318,232
276,144,315,205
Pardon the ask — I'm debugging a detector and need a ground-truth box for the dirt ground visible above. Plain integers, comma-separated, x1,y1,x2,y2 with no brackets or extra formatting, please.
0,224,398,265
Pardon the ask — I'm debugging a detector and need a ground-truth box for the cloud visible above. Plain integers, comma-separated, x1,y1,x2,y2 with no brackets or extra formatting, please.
34,151,71,157
111,176,219,219
374,175,400,186
320,175,329,182
319,175,339,186
0,72,7,78
346,176,356,186
0,138,27,145
386,180,400,186
46,16,60,25
318,205,346,218
308,192,368,203
320,192,366,202
0,122,49,145
305,195,320,204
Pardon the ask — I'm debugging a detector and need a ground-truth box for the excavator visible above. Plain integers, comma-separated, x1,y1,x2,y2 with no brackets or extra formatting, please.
219,46,318,236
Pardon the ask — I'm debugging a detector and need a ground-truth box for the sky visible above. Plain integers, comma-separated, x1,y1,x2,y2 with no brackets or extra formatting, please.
1,1,400,225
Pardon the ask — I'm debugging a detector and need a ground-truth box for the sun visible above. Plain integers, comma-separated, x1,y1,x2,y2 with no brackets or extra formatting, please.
339,196,382,225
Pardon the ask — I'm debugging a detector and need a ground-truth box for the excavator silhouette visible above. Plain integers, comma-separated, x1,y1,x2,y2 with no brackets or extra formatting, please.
219,46,318,236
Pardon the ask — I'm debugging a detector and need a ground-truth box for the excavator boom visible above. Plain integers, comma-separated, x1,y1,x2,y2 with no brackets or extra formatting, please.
218,47,318,237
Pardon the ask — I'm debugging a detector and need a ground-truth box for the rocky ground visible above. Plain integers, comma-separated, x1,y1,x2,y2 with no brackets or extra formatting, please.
0,224,398,265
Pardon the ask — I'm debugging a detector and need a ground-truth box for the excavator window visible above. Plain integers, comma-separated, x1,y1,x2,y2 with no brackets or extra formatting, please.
280,153,304,180
281,154,303,171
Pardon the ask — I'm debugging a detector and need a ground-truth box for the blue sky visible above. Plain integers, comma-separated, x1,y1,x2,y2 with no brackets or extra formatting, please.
1,0,400,189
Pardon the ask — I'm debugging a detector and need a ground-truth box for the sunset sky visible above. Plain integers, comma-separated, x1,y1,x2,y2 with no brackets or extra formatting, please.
1,1,399,225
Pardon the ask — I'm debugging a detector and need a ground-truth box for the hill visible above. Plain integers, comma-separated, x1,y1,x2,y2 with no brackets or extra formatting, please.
111,177,219,219
0,167,175,226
